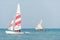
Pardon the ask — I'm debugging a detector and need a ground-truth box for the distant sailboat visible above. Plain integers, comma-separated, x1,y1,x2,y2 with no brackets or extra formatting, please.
5,3,24,34
35,19,43,30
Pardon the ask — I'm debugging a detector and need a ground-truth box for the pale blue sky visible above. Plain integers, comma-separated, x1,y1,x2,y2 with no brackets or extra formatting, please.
0,0,60,28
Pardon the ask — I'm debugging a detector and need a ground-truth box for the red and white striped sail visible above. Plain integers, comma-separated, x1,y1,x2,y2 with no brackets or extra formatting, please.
9,18,14,30
14,3,21,30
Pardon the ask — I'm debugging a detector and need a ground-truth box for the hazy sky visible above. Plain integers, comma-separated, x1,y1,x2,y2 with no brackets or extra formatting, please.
0,0,60,28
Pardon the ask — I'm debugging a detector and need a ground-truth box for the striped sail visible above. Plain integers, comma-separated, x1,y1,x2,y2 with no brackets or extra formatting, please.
14,3,21,30
9,18,14,30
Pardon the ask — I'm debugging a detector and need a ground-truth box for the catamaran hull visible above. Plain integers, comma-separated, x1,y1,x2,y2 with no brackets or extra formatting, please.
5,31,24,34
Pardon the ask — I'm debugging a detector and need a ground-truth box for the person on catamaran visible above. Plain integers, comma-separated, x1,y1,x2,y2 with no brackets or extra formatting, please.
14,30,21,32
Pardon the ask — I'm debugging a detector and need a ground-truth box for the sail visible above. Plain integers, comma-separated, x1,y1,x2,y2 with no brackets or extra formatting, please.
35,19,43,30
14,3,21,30
9,18,14,30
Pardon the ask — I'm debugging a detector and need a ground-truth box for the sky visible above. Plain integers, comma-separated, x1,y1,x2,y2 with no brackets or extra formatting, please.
0,0,60,29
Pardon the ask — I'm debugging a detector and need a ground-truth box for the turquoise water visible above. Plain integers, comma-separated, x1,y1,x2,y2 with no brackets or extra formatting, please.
0,28,60,40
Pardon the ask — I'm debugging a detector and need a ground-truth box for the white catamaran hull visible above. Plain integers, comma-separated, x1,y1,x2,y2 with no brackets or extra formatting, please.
5,31,24,34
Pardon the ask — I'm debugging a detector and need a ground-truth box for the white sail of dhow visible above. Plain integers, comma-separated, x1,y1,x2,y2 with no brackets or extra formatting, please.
35,19,43,30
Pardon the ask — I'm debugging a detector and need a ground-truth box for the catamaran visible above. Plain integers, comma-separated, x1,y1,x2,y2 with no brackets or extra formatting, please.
35,19,43,30
5,3,24,34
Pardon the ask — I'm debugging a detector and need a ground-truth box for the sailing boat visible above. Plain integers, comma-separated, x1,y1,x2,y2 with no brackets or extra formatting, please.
5,3,24,34
35,19,43,30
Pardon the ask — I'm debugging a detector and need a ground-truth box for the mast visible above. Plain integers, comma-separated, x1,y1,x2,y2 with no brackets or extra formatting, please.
14,3,21,31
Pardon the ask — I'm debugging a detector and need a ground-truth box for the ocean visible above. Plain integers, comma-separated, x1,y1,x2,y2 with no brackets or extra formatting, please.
0,28,60,40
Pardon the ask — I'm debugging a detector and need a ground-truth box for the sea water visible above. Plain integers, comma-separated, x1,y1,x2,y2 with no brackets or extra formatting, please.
0,28,60,40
